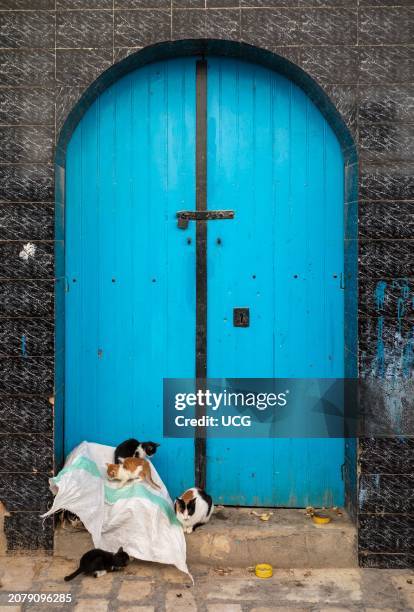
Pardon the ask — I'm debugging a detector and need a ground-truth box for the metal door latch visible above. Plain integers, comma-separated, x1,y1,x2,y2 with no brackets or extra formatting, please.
177,210,234,229
233,307,250,327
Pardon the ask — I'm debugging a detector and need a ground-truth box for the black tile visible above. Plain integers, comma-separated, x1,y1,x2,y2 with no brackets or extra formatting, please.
359,85,414,125
4,511,54,551
0,241,55,279
268,46,299,67
0,11,55,49
359,437,414,474
359,47,414,85
0,318,54,357
359,552,414,569
172,9,240,40
203,9,240,40
57,10,114,49
324,84,357,137
359,377,414,438
207,0,239,7
360,123,414,163
0,357,54,394
241,9,357,48
0,473,52,511
359,474,414,514
172,0,204,6
56,85,84,134
359,201,414,240
58,0,112,6
359,7,414,46
0,280,55,318
0,127,54,164
359,277,414,319
241,0,356,5
0,433,53,473
0,88,54,125
271,46,300,66
360,0,414,4
0,203,54,241
0,50,55,87
113,47,142,63
360,163,414,201
359,514,414,553
360,240,414,279
0,165,53,202
0,395,53,434
0,0,54,6
116,0,170,7
56,49,113,86
359,316,414,375
298,46,359,85
115,10,171,47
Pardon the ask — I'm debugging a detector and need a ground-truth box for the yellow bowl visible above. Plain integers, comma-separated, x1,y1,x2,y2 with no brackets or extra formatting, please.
255,563,273,579
312,513,331,525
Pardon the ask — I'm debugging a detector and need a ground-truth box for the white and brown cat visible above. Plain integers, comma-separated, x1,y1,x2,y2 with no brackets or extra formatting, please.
106,457,160,490
174,488,214,533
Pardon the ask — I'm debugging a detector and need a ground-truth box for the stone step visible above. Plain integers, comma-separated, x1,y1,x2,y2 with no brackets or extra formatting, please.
55,506,356,569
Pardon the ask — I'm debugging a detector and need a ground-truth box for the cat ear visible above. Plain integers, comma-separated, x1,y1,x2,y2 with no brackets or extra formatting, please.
118,547,123,553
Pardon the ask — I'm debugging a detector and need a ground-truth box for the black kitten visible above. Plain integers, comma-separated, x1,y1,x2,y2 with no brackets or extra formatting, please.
64,547,129,581
114,438,160,464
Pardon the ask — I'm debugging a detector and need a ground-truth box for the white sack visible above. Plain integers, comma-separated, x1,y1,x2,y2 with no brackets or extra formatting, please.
41,441,189,576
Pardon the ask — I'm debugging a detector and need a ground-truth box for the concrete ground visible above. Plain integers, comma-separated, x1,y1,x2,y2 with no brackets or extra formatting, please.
1,555,414,611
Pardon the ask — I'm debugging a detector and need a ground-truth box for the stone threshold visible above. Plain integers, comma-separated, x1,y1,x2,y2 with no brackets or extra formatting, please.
55,507,357,569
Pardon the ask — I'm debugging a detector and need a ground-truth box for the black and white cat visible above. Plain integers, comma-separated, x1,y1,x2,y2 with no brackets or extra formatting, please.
174,487,214,533
114,438,160,464
64,547,129,581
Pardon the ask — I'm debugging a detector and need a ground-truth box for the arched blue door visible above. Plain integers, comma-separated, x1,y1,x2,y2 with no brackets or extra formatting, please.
65,56,344,506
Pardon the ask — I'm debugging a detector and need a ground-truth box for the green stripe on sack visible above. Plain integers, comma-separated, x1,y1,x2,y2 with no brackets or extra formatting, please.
104,483,181,526
52,455,102,484
51,455,180,526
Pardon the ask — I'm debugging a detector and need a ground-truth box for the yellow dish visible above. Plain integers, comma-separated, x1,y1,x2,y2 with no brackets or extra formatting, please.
312,513,331,525
255,563,273,579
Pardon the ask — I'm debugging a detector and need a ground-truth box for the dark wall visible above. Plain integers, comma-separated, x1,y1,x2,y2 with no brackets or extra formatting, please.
0,1,413,565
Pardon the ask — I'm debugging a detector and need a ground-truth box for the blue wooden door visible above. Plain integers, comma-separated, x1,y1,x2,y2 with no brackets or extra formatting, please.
65,56,344,506
206,58,344,507
65,58,197,497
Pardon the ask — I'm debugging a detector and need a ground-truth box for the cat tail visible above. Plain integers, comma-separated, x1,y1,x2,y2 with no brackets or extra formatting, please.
64,567,82,581
147,472,160,490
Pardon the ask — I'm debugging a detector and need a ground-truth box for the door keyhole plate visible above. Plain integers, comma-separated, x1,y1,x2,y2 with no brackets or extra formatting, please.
233,307,250,328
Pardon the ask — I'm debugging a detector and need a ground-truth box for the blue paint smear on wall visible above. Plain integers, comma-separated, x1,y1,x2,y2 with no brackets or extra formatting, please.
370,279,414,432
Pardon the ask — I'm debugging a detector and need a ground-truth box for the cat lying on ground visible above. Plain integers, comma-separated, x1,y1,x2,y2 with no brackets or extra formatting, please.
174,487,214,533
64,547,129,581
106,457,160,489
114,438,159,464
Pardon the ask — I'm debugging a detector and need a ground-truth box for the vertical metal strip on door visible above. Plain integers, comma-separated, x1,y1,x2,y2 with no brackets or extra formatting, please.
195,59,208,489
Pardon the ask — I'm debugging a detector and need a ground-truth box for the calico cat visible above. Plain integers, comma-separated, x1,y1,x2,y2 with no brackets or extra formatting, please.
64,547,129,581
114,438,160,464
106,457,160,489
174,488,214,533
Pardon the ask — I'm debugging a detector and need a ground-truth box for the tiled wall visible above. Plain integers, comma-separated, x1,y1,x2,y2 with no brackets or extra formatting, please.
0,1,413,564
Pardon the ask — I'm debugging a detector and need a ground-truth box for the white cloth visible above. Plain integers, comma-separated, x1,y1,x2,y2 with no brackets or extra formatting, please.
41,441,189,576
